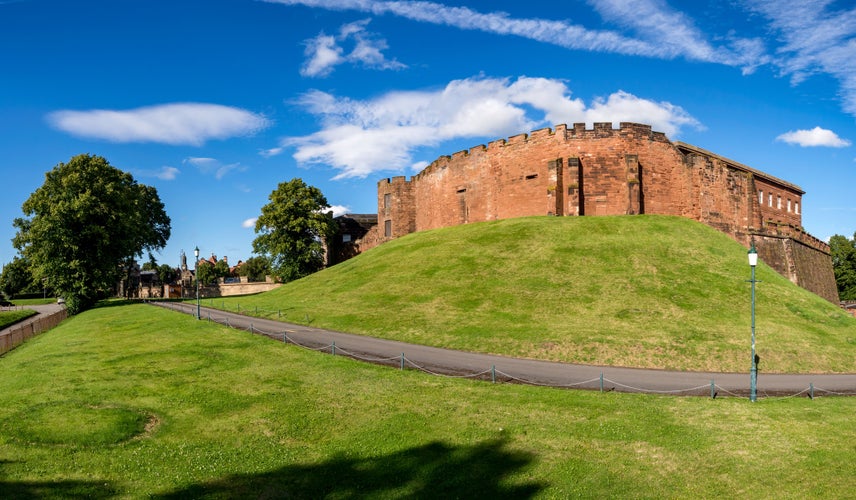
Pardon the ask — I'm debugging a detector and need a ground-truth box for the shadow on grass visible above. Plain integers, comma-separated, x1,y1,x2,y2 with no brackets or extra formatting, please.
0,461,118,499
155,438,544,499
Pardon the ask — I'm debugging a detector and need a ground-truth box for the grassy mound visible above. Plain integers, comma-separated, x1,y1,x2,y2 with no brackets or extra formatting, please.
0,304,853,497
221,215,855,373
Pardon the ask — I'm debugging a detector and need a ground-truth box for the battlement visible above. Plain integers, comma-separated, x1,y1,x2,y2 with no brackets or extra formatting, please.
365,121,835,302
379,175,411,187
408,123,671,182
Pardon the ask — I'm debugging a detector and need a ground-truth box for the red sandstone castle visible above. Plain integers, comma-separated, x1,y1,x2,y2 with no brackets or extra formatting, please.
330,122,838,303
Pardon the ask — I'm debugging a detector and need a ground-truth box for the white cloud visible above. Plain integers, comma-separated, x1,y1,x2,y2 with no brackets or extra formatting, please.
269,0,764,72
134,166,180,181
273,0,856,120
184,157,246,179
301,33,343,77
301,18,405,77
328,205,351,217
48,103,270,146
269,75,701,179
776,126,851,147
154,166,180,180
242,217,258,229
584,90,701,137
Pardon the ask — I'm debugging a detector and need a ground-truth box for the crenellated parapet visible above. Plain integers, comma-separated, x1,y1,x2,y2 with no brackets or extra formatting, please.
363,122,836,302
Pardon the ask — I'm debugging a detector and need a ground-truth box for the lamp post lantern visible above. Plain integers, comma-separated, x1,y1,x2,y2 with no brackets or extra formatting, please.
194,246,200,320
748,243,758,402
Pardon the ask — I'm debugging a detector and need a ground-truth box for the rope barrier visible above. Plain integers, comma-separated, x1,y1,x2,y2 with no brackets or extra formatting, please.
606,378,712,395
150,302,856,399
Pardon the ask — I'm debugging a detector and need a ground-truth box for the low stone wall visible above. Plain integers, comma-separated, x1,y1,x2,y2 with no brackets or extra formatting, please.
198,280,281,298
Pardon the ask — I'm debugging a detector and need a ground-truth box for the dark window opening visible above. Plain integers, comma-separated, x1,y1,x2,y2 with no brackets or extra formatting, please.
384,220,392,237
525,173,538,180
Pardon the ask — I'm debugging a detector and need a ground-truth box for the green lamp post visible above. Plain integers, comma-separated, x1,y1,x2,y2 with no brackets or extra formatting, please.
748,243,758,402
194,246,201,320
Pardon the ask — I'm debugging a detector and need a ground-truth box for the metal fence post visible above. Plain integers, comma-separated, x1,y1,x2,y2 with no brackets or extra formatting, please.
491,365,496,383
332,341,336,356
600,372,604,392
809,383,814,400
711,379,715,399
400,353,405,370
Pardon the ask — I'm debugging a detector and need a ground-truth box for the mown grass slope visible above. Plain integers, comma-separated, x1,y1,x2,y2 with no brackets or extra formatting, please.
0,304,853,497
220,215,856,373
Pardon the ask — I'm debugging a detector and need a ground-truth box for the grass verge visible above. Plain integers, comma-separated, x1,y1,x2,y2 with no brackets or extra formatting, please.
0,303,853,497
0,310,37,330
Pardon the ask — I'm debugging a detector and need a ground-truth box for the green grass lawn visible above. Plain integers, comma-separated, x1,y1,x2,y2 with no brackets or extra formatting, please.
8,297,58,306
0,303,853,498
209,215,856,373
0,310,37,330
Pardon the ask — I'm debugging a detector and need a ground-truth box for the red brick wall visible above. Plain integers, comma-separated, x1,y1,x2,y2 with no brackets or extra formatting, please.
368,122,836,301
379,122,801,239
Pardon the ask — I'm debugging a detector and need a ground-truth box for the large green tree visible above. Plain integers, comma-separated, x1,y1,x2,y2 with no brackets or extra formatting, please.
13,154,171,313
252,178,335,283
830,232,856,300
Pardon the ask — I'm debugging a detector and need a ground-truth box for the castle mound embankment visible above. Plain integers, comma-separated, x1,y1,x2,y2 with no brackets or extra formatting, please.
233,215,855,373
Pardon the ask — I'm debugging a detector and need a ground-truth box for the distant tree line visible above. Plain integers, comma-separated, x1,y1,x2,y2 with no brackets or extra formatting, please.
2,153,332,313
193,256,271,286
830,232,856,301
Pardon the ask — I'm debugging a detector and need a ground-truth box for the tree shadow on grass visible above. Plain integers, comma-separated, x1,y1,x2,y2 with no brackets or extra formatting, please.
155,437,544,499
0,461,118,499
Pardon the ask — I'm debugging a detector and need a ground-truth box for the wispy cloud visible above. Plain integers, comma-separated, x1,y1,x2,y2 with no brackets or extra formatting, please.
302,19,405,77
48,103,270,146
135,166,180,181
242,217,258,229
742,0,856,115
184,157,247,179
267,0,764,72
271,0,856,119
267,75,701,179
776,126,851,147
588,0,768,73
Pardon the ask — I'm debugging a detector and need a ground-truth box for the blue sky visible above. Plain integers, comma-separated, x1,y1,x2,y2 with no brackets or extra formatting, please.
2,0,855,269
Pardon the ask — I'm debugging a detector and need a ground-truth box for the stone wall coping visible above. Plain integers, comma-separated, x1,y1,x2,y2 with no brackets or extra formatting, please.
675,142,805,195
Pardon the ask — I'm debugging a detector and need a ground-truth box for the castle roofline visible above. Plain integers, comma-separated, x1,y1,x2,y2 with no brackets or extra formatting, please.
675,142,804,195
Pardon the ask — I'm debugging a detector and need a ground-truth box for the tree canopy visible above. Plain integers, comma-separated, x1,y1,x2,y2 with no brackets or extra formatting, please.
830,232,856,301
252,178,335,283
13,154,170,313
0,256,41,299
236,256,271,282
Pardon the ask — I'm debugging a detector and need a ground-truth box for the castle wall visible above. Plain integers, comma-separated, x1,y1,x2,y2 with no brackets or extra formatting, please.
368,122,836,302
754,234,839,303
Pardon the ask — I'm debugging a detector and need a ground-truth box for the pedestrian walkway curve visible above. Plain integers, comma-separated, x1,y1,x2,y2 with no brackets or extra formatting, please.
1,303,67,356
152,301,856,398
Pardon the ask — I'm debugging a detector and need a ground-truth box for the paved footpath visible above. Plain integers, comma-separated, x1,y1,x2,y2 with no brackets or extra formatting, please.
152,301,856,397
0,303,66,337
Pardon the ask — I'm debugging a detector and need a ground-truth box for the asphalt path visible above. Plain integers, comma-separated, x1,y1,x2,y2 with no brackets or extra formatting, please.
153,301,856,398
0,303,66,337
